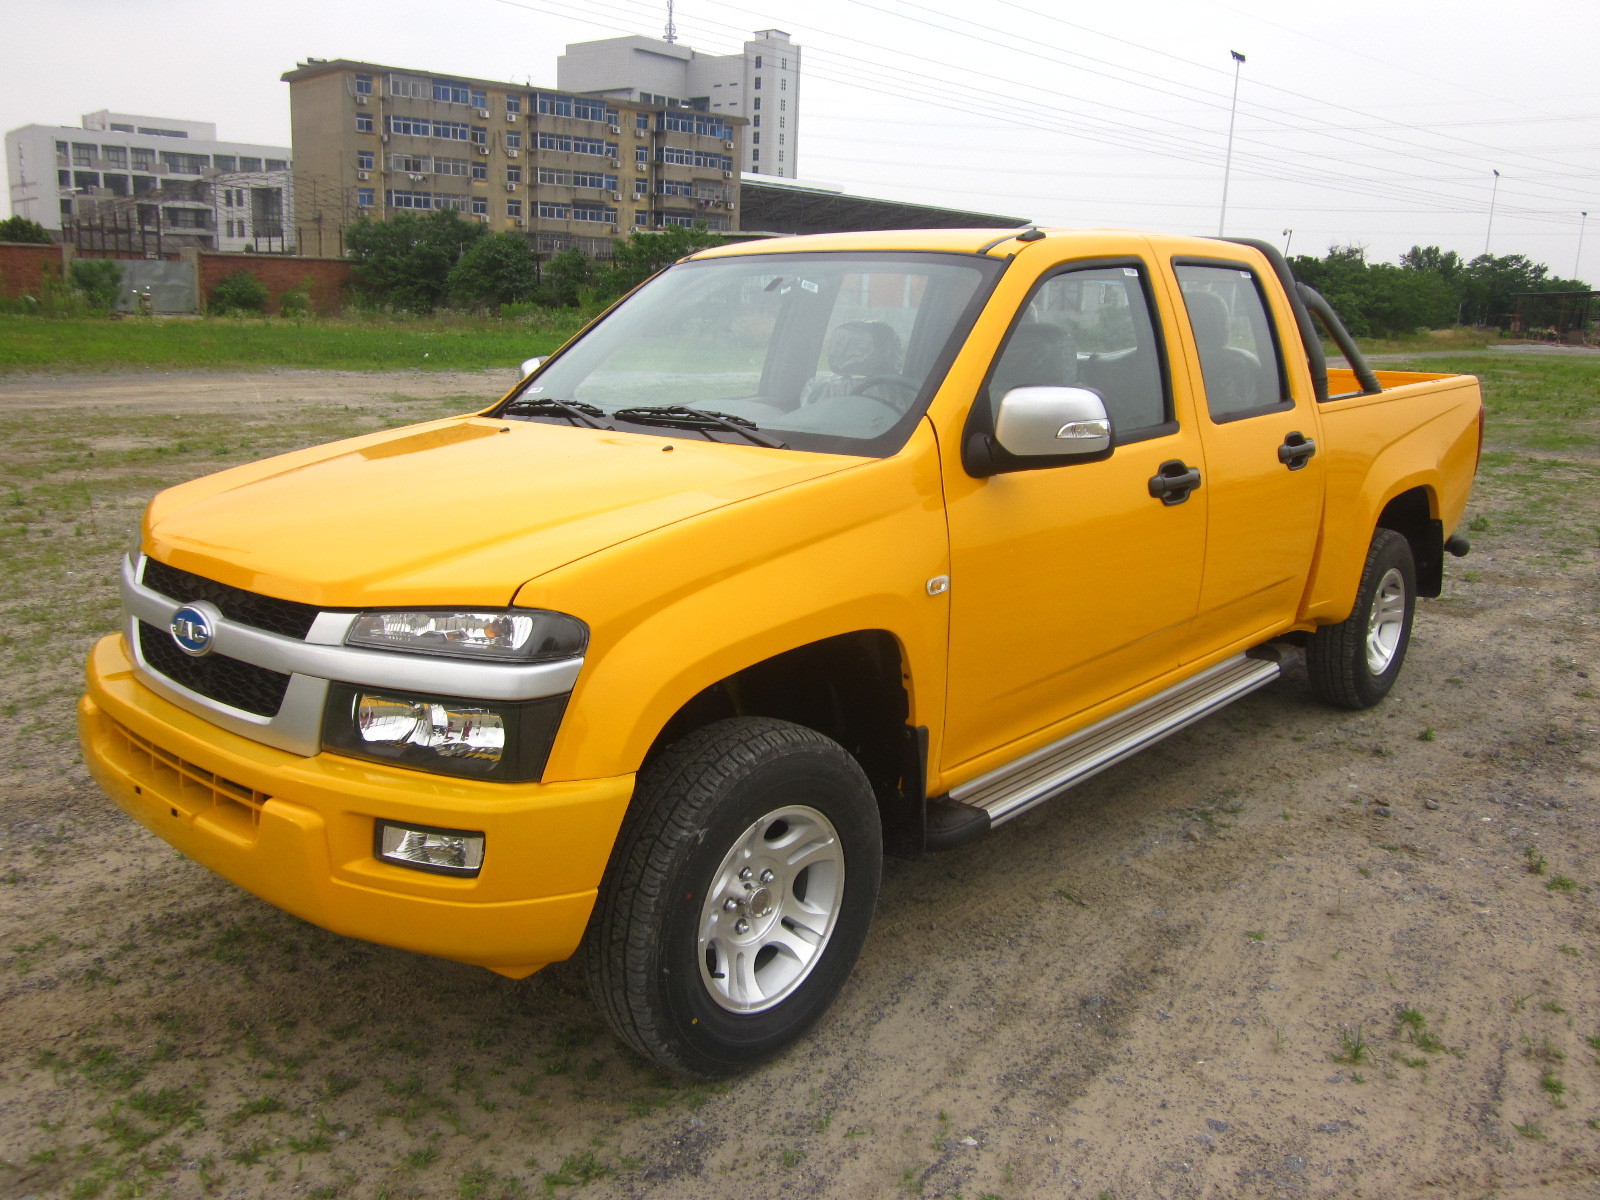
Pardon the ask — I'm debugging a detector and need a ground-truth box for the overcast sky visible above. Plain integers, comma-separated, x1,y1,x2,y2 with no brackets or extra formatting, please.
5,0,1596,280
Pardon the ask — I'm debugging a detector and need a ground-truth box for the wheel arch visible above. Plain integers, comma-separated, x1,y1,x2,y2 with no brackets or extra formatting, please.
1376,485,1444,597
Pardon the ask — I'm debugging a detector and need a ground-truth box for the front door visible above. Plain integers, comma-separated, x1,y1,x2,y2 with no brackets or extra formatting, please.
940,260,1209,774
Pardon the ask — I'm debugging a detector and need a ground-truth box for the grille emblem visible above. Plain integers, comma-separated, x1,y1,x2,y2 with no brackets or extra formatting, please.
170,602,220,657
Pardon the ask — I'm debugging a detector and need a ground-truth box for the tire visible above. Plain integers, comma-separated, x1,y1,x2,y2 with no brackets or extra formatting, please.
582,717,882,1077
1307,527,1416,710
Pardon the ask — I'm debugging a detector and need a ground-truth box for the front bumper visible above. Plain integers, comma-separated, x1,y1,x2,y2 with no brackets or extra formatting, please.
79,633,634,977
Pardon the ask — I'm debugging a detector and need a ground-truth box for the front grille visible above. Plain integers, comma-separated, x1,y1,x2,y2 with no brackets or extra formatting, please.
105,718,267,829
138,621,291,718
142,558,322,640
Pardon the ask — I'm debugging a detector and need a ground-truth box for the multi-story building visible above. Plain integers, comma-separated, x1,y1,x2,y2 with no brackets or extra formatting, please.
558,29,798,178
4,111,292,251
281,59,743,257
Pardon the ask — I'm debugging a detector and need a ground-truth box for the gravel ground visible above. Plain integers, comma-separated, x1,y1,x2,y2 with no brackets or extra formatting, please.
0,366,1595,1200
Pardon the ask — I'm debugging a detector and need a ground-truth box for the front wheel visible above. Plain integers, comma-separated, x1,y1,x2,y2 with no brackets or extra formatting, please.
582,718,882,1077
1306,527,1416,709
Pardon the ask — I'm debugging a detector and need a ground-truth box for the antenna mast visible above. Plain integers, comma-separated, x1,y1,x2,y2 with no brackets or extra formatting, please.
664,0,677,43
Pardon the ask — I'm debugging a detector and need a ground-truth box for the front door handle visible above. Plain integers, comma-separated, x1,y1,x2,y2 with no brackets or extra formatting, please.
1278,430,1317,470
1148,459,1202,505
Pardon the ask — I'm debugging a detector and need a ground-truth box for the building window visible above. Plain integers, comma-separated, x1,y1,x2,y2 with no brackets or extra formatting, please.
102,146,127,168
780,99,787,110
506,130,522,149
754,55,763,68
55,140,68,156
781,79,787,91
355,74,373,95
72,143,94,166
213,154,237,171
752,149,759,162
506,166,522,183
472,162,487,180
506,95,522,113
752,133,760,145
753,77,762,90
356,114,374,133
435,157,470,177
753,116,761,128
636,112,650,131
57,169,69,186
357,150,374,170
537,202,569,219
73,171,100,189
507,200,523,217
433,79,470,104
778,134,785,145
753,98,761,110
357,188,375,207
783,58,788,68
472,196,488,215
240,157,263,172
266,158,287,172
161,152,208,174
471,90,488,109
131,147,154,170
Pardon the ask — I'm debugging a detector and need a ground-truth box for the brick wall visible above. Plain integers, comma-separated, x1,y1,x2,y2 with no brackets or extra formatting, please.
197,253,352,314
0,242,66,299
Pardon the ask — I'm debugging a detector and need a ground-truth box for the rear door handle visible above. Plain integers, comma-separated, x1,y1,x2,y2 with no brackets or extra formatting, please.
1148,459,1202,505
1278,430,1317,470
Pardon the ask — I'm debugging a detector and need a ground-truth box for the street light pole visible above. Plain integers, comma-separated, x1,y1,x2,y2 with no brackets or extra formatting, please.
1282,227,1293,258
1484,169,1500,255
1218,50,1246,237
1576,211,1588,281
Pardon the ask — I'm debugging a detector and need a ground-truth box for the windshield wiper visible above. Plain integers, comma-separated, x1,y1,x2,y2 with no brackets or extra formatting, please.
611,405,788,450
502,396,613,430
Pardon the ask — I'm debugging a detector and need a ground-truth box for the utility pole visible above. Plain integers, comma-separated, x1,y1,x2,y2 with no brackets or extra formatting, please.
1218,50,1246,237
1484,169,1500,255
1282,227,1293,257
1576,210,1588,280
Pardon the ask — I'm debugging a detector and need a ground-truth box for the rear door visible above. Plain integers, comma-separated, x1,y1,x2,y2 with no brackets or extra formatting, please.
1170,259,1325,658
939,257,1208,772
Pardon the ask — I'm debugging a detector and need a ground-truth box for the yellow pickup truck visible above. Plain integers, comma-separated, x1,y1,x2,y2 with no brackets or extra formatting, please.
80,227,1483,1076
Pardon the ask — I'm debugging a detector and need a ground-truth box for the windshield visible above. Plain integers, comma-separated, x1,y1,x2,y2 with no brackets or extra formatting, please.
498,251,1002,456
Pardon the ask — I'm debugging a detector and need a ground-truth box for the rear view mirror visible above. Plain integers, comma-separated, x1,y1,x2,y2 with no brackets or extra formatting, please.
520,356,545,377
993,386,1111,458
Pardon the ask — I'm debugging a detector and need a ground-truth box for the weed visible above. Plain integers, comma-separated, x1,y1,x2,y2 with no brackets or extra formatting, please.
460,1165,526,1199
1052,888,1087,907
1332,1027,1371,1066
780,1147,803,1167
1417,728,1436,742
1523,847,1548,874
229,1139,276,1166
404,1145,440,1169
229,1095,286,1121
543,1150,613,1188
1586,1034,1600,1052
1545,876,1577,893
1244,931,1266,942
1539,1072,1567,1101
1541,1001,1568,1015
322,1073,359,1099
1556,945,1580,957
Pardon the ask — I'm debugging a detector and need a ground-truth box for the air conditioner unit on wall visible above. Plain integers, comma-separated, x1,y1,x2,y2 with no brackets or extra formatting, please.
355,95,369,105
610,159,620,168
356,170,369,180
476,145,488,155
507,113,518,122
722,170,732,178
478,109,490,118
513,217,524,227
504,182,517,191
609,124,620,134
611,191,621,200
506,149,519,158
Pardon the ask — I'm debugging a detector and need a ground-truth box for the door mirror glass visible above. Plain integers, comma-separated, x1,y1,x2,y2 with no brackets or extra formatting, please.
993,386,1111,458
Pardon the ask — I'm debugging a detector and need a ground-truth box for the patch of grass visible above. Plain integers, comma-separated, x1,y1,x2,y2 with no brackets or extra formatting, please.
1244,931,1266,941
459,1165,526,1199
228,1094,286,1121
542,1150,614,1189
1539,1072,1566,1101
1417,727,1435,741
0,312,585,374
1545,876,1578,893
1541,1001,1567,1015
1512,1119,1546,1140
1524,847,1549,874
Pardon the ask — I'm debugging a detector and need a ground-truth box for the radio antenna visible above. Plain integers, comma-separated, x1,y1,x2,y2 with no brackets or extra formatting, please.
664,0,677,43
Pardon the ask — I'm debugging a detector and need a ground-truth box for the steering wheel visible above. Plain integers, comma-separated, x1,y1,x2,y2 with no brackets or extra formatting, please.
851,374,920,397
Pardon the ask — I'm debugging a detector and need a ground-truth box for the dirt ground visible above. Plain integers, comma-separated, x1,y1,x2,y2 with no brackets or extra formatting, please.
0,366,1596,1200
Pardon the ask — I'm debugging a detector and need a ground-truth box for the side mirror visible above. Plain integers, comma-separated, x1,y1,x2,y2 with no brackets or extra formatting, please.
520,356,545,377
993,386,1112,458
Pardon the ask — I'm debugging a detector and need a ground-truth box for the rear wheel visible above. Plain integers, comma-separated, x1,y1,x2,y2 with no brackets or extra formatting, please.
1307,527,1416,709
582,717,882,1077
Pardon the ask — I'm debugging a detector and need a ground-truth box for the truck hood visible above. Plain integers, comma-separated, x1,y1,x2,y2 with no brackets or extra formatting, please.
144,416,860,608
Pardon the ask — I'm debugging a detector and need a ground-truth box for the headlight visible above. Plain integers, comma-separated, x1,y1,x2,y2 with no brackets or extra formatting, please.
322,683,567,782
344,609,587,663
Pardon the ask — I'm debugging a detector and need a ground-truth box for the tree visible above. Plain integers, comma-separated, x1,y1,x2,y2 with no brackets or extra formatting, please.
541,247,594,308
599,225,729,299
0,215,53,244
447,232,539,308
347,208,486,312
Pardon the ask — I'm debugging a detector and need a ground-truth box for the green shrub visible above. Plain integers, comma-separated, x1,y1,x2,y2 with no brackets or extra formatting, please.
0,215,53,244
68,258,125,314
209,269,268,314
277,275,315,318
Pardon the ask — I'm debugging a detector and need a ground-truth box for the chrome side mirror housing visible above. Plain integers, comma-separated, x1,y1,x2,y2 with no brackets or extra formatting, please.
993,386,1112,457
520,356,545,377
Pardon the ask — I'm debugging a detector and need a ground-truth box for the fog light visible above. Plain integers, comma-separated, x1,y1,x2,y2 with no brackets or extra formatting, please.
376,820,485,877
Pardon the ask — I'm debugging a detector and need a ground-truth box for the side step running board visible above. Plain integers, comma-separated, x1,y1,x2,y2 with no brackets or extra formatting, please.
931,652,1283,845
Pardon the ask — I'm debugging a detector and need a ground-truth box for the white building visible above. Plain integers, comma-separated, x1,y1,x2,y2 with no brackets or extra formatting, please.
5,111,293,251
558,30,799,178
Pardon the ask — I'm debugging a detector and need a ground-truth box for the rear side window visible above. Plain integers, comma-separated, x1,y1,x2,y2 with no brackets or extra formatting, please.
988,263,1169,442
1174,263,1289,421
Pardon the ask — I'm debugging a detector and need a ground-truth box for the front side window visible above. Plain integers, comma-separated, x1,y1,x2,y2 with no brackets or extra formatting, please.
500,252,1002,457
1174,263,1287,420
987,263,1168,441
